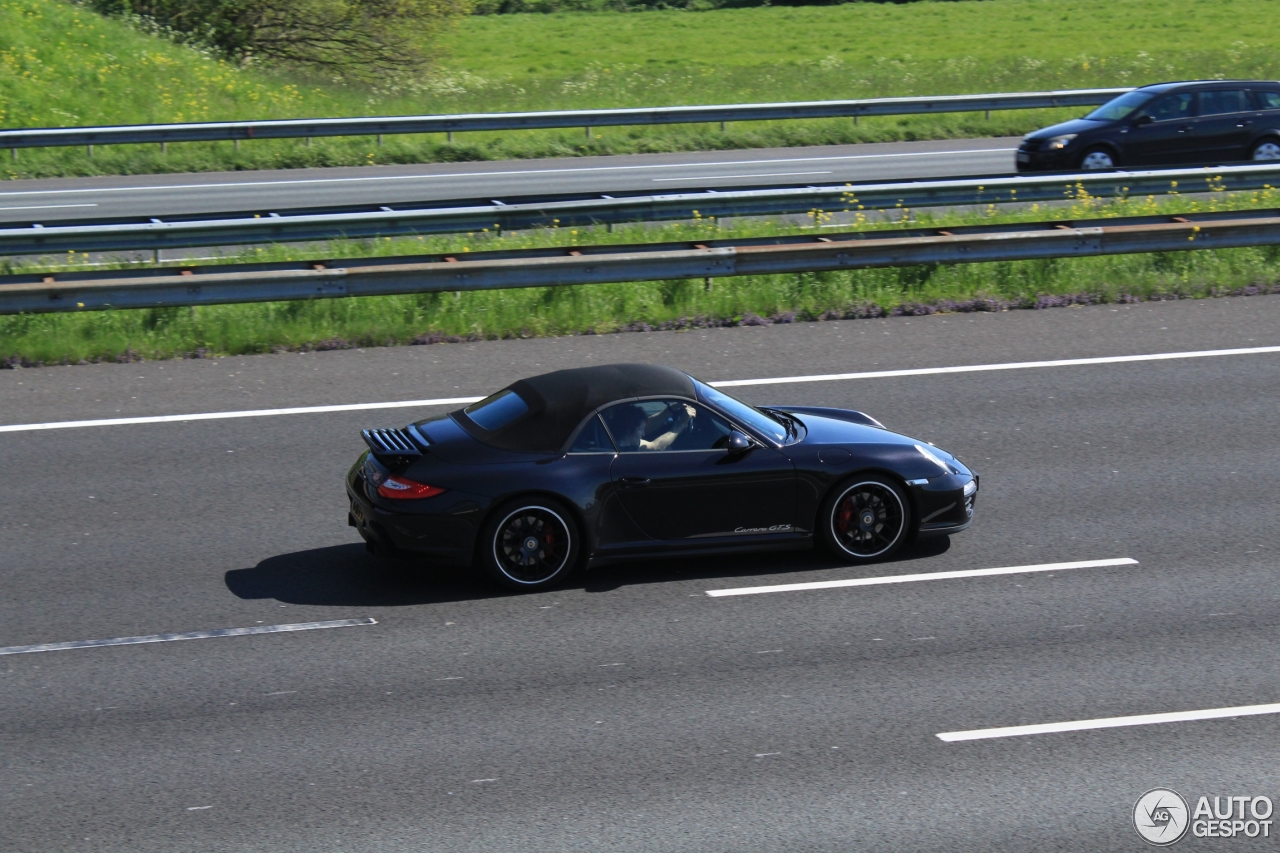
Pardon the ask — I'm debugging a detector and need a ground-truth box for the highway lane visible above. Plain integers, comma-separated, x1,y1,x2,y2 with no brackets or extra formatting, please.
0,137,1018,226
3,296,1280,850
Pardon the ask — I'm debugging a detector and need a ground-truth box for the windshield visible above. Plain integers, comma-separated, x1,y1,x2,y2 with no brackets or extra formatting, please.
694,380,788,444
463,389,529,430
1085,90,1154,122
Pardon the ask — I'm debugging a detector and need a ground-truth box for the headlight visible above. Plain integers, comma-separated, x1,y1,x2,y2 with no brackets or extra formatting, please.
915,444,950,472
1045,134,1077,150
963,479,977,497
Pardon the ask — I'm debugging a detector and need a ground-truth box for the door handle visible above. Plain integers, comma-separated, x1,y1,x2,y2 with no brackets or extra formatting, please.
1238,120,1253,127
619,477,651,488
1178,125,1193,132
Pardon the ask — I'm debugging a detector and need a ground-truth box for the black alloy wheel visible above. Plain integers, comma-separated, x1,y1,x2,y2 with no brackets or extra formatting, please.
821,476,910,562
480,499,580,590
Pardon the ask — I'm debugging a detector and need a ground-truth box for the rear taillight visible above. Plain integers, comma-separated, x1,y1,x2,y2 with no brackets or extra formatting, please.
377,476,446,500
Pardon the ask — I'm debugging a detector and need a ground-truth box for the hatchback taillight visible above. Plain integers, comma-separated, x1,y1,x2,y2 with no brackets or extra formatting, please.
377,476,446,500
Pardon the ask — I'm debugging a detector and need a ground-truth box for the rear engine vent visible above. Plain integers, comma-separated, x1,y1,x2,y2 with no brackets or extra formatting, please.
362,427,423,457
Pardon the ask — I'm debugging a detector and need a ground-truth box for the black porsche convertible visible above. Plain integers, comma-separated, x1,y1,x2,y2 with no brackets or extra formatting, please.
346,364,978,590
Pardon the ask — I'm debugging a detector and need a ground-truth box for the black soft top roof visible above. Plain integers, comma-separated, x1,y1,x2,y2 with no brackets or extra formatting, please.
455,363,696,452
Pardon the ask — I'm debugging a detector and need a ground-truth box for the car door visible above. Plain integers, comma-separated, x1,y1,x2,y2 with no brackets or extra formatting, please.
1188,88,1259,162
600,399,796,541
1124,91,1198,166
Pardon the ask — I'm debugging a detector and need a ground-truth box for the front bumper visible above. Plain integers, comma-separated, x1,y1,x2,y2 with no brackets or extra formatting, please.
907,471,978,537
1015,145,1078,172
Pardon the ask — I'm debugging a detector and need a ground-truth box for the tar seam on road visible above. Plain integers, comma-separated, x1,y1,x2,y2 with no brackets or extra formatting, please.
937,701,1280,742
704,558,1138,597
0,148,1010,198
4,346,1280,434
0,617,377,656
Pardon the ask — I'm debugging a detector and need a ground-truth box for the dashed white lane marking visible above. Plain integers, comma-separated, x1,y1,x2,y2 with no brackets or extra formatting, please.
0,398,483,433
705,558,1137,597
0,617,375,656
938,701,1280,742
0,203,98,211
0,149,1010,198
5,346,1280,434
710,346,1280,388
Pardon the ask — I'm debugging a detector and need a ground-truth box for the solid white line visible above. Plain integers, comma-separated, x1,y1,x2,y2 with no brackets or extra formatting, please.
0,149,1010,197
5,346,1280,434
704,558,1137,597
0,203,98,211
0,617,376,655
0,397,484,433
652,171,833,181
710,346,1280,388
938,702,1280,742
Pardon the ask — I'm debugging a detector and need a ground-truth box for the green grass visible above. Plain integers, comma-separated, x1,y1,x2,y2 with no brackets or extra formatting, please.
6,0,1280,178
5,185,1280,366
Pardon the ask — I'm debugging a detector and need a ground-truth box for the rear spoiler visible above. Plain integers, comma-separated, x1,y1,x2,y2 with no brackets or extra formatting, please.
362,426,427,460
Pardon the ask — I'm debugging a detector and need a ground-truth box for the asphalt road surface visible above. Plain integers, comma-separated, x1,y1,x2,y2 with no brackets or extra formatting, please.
4,295,1280,851
0,137,1018,226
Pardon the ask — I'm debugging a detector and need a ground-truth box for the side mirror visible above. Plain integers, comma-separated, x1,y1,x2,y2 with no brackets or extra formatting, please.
727,430,753,452
1132,114,1153,127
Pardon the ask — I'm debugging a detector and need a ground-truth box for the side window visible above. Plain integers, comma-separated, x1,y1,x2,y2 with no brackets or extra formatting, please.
1199,89,1252,116
1144,92,1194,122
1254,90,1280,110
600,400,733,452
569,414,616,454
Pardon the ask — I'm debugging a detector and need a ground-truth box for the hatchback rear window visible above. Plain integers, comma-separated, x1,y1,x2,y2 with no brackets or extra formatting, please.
463,389,529,430
1254,90,1280,110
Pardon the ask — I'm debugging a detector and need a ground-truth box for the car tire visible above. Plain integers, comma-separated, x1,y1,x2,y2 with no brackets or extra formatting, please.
478,498,581,591
1078,147,1118,170
1251,139,1280,161
820,475,912,563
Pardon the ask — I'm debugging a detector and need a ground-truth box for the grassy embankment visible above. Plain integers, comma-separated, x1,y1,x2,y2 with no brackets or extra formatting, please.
5,184,1280,366
4,0,1280,178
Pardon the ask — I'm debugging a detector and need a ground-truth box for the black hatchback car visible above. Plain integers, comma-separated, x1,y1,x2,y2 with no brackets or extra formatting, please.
1017,80,1280,171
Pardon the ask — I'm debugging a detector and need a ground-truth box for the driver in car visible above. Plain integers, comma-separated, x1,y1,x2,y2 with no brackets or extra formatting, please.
616,402,697,451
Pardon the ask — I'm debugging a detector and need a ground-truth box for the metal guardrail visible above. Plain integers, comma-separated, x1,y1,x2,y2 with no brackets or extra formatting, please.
3,207,1275,314
0,88,1131,152
2,162,1277,257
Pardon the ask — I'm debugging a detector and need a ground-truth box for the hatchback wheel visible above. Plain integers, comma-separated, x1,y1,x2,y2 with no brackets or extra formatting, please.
1251,139,1280,161
820,476,911,562
479,499,580,591
1079,147,1117,170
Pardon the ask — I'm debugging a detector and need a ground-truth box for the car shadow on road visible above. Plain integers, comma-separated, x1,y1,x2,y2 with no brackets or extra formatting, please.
225,536,952,606
224,543,502,607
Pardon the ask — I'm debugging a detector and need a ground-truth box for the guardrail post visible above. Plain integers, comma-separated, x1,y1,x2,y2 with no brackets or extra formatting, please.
585,126,592,141
985,110,990,120
234,139,240,152
9,148,14,162
377,134,383,147
86,144,93,158
447,131,453,143
720,121,726,132
160,142,167,155
305,137,311,147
